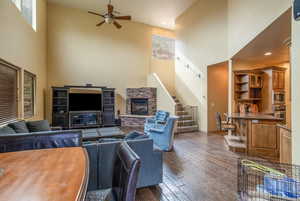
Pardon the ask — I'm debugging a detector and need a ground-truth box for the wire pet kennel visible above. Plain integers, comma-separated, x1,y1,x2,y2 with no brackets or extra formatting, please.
238,159,300,201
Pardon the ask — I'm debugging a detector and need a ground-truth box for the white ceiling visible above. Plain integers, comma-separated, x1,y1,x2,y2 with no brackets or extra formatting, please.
47,0,197,29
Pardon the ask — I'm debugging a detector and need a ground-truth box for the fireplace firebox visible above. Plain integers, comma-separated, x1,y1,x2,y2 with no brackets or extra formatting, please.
131,98,149,115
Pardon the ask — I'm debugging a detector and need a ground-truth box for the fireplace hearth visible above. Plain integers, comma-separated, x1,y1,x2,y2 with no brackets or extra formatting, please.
131,98,148,115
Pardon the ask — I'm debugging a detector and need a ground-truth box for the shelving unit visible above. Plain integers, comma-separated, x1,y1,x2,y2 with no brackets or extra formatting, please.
234,71,264,113
52,87,69,128
102,88,116,127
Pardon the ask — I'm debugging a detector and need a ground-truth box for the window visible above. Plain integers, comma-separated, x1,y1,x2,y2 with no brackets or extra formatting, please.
0,59,19,124
11,0,36,30
152,35,175,60
24,71,36,118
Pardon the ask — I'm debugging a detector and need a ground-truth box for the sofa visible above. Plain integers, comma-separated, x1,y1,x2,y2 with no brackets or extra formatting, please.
84,138,163,189
0,120,62,136
0,130,82,153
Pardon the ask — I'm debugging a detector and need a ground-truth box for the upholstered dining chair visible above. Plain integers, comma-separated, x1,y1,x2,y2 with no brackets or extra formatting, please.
85,142,141,201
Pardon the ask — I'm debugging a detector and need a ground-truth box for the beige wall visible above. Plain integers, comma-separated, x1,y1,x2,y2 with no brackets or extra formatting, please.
228,0,291,56
175,0,228,132
0,0,47,121
150,59,175,95
207,62,228,132
147,73,176,115
291,5,300,165
47,3,175,119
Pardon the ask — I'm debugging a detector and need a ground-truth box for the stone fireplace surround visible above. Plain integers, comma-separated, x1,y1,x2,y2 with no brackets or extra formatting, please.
121,87,157,127
126,87,157,115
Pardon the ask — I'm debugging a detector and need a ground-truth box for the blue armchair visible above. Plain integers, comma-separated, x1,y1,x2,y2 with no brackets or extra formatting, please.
145,116,178,151
144,110,170,133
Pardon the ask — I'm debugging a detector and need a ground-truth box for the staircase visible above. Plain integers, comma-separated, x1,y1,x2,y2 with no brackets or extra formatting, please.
173,96,199,134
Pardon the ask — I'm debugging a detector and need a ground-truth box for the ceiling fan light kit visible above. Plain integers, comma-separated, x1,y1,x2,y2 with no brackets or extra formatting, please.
88,0,132,29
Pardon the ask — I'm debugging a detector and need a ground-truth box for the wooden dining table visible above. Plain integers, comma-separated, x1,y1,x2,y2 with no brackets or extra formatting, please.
0,147,89,201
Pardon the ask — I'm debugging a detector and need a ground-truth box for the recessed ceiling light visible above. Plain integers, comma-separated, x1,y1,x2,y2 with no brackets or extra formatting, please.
264,52,272,56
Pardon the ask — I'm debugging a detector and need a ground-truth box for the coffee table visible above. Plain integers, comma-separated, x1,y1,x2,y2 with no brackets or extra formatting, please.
82,127,125,141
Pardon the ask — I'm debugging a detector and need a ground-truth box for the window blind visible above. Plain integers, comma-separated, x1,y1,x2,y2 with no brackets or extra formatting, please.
24,71,35,118
0,60,18,124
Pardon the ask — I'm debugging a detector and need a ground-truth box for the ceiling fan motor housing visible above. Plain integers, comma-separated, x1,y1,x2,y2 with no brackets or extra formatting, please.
105,17,113,24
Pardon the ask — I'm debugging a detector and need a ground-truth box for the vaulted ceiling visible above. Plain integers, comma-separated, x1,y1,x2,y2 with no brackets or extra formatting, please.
47,0,197,29
232,9,291,69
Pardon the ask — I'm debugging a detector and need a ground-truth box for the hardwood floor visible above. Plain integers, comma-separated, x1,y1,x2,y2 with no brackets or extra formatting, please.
135,132,246,201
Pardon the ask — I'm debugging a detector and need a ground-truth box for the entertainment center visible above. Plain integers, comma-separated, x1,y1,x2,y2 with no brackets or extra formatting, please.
52,85,115,129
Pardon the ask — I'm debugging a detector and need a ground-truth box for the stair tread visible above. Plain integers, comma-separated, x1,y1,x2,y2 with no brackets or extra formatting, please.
178,120,194,122
179,115,192,117
178,125,198,128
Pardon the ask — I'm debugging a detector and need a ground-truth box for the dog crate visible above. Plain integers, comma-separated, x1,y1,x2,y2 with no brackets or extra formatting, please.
238,159,300,201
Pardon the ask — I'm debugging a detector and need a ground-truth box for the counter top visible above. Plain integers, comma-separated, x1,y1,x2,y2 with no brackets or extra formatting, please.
226,113,283,121
277,124,292,132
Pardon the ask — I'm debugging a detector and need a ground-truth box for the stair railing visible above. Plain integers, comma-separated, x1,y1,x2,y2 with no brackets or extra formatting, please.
183,105,198,126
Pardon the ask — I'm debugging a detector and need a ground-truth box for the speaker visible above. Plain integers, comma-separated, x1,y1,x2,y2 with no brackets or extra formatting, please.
294,0,300,21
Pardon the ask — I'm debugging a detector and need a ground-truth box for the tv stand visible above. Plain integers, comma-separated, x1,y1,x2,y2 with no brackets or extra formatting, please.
52,86,115,129
69,111,101,129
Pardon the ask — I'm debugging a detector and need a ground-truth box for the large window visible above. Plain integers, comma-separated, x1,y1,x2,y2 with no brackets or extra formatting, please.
0,59,19,124
152,35,175,60
11,0,36,30
24,71,36,118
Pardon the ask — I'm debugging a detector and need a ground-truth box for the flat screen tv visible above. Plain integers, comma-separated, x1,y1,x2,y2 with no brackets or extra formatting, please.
69,93,102,111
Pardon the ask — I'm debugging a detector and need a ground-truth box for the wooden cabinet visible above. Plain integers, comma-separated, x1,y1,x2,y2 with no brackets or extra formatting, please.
52,87,69,128
234,71,263,113
248,120,279,160
102,89,116,126
249,74,263,88
279,126,292,164
273,71,285,90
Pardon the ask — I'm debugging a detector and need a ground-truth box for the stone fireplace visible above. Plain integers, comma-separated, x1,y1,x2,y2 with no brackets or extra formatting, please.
121,87,157,127
131,98,149,115
126,88,157,115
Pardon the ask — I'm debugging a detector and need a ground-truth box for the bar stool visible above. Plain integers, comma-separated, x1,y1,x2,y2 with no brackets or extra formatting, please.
215,112,236,132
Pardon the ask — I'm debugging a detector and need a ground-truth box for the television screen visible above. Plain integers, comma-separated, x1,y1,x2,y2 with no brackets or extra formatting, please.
69,93,102,111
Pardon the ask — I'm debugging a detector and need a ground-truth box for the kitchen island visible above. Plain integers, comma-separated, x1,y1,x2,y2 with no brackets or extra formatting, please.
225,113,283,160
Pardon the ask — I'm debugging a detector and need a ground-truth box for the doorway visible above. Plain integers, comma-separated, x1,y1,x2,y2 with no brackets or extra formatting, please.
207,61,229,133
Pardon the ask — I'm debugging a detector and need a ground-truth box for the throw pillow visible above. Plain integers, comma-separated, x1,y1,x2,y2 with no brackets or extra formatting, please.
8,121,30,133
0,126,17,135
26,120,51,132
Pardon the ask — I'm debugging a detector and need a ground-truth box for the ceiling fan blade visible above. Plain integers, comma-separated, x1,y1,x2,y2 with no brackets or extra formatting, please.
96,21,106,27
113,21,122,29
108,4,114,15
88,11,105,18
114,16,131,20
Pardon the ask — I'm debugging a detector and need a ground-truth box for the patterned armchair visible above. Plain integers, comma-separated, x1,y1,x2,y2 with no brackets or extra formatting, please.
144,110,170,133
145,116,178,152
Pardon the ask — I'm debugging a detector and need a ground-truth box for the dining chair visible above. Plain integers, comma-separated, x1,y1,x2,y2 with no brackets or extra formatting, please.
85,142,141,201
215,112,236,132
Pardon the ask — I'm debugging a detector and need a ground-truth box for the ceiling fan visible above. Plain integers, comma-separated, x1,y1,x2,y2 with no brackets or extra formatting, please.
88,0,132,29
